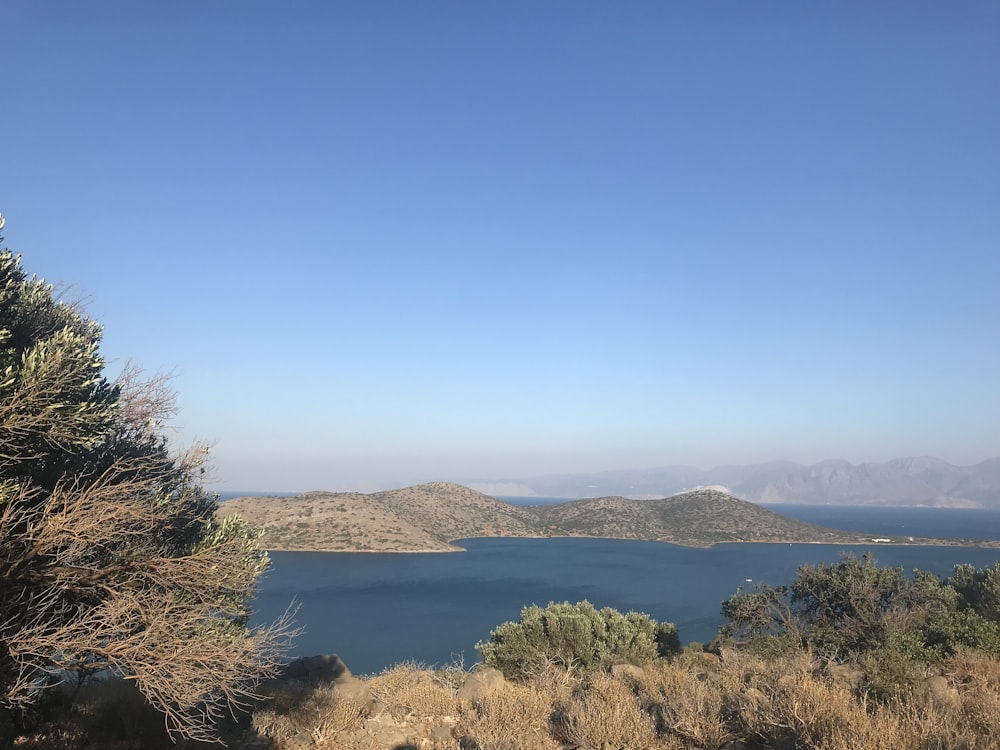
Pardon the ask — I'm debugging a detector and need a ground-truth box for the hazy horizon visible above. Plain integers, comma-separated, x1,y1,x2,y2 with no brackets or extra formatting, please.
4,2,997,493
215,453,1000,495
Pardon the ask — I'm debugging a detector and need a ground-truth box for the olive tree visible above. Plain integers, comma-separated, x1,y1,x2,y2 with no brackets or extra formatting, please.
0,241,292,741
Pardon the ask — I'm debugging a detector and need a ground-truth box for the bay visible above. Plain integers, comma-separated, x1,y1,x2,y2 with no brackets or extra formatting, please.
250,505,1000,676
759,504,1000,541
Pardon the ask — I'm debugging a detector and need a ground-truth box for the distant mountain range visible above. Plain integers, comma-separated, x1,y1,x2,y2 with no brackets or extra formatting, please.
466,457,1000,508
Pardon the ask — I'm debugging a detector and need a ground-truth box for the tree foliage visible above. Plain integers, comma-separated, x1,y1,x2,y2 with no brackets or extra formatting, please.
720,553,1000,665
477,600,680,680
0,245,292,741
948,562,1000,622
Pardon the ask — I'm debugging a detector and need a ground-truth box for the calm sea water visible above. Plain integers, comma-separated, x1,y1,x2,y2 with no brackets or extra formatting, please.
248,504,1000,675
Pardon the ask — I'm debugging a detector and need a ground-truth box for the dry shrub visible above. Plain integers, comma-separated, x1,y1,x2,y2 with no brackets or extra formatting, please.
822,703,919,750
958,684,1000,742
251,683,368,749
944,647,1000,691
736,669,853,748
887,697,979,750
458,681,560,750
699,649,1000,750
367,664,457,720
556,674,658,750
521,656,582,704
838,651,1000,750
433,654,468,692
732,656,921,750
941,651,1000,747
249,709,295,746
259,678,314,715
628,659,733,749
711,648,775,694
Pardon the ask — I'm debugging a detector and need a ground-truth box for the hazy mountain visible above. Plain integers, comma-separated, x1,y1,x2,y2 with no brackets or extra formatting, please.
466,457,1000,508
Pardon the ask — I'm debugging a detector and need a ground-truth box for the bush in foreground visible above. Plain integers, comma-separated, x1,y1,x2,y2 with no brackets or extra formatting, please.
476,600,681,681
721,553,1000,661
12,637,1000,748
250,650,1000,750
0,239,292,742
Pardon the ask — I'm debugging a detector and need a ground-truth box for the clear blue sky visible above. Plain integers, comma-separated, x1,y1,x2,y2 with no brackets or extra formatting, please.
3,2,998,491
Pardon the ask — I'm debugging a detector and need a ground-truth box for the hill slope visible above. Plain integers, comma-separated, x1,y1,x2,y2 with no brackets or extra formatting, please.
218,482,542,552
534,489,867,546
218,484,877,552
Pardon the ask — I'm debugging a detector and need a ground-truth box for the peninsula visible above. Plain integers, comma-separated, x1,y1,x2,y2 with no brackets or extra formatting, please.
215,482,970,552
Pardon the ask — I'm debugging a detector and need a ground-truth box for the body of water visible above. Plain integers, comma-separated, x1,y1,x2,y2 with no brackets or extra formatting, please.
250,505,1000,675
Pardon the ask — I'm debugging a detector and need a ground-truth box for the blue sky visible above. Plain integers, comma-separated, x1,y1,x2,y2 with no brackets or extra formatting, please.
3,2,998,491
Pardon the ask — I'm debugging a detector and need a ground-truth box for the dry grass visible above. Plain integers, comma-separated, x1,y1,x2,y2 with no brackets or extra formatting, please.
251,682,369,749
518,656,583,704
366,663,457,720
924,649,1000,748
432,653,470,692
626,656,734,749
735,661,909,749
458,681,561,750
13,651,1000,749
556,673,659,750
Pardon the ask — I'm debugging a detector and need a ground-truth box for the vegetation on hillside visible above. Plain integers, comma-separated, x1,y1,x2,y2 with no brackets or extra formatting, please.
12,558,1000,749
0,243,292,742
533,489,870,546
721,555,1000,688
218,483,545,552
219,485,895,552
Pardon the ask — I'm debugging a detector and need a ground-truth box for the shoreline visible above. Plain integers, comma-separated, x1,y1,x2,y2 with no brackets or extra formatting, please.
263,533,998,555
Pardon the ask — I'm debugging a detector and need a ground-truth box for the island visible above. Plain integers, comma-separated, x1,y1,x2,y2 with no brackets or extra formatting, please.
215,482,992,552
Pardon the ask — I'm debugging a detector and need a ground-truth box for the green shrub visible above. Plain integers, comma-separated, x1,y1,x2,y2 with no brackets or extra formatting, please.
924,608,1000,657
949,562,1000,622
477,600,680,681
720,554,1000,702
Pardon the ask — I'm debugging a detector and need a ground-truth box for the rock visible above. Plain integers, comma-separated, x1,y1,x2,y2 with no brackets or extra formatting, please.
334,673,374,709
923,675,960,707
280,653,351,683
456,668,506,702
267,653,374,712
